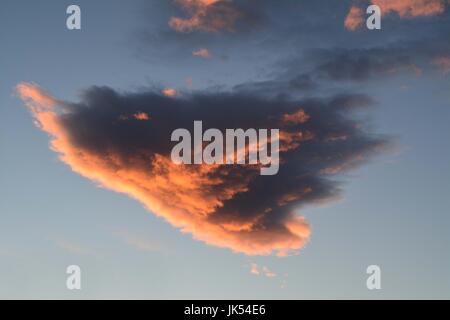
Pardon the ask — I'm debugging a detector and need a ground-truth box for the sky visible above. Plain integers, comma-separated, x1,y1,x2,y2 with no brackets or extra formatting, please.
1,0,450,299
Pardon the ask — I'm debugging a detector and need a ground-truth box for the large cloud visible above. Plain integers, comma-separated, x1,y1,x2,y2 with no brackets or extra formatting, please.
17,83,387,256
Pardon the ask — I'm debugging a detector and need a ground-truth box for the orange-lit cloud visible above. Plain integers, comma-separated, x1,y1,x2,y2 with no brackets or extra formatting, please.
16,82,58,110
345,0,447,31
250,263,277,277
250,263,260,275
281,109,310,125
17,83,386,256
134,112,150,120
16,83,309,256
169,0,241,33
193,48,212,58
344,6,364,31
162,87,178,97
372,0,446,17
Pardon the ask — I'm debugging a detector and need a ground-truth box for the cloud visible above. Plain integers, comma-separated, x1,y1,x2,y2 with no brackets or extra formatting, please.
236,45,426,97
233,74,317,97
55,239,97,256
432,55,450,73
193,48,212,58
373,0,447,18
120,112,151,121
133,112,151,120
162,87,178,97
250,263,259,275
169,0,242,33
345,0,447,31
262,266,276,277
308,47,422,82
281,109,310,125
115,230,166,252
345,6,365,31
250,263,276,277
17,82,387,256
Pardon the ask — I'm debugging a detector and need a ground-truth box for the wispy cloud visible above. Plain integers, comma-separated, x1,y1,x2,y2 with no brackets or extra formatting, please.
344,6,364,31
169,0,242,33
249,263,277,278
193,48,212,58
114,230,167,253
55,239,97,256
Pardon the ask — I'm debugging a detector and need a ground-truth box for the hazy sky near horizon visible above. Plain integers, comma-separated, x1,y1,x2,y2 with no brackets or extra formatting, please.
1,0,450,299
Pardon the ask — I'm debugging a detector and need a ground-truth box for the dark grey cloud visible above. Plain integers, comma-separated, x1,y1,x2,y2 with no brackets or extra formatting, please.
134,0,450,90
233,31,450,98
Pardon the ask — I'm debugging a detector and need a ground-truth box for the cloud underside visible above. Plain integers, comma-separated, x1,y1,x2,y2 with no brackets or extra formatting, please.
17,83,386,256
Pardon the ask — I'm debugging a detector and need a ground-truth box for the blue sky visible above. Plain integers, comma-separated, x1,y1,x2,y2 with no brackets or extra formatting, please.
1,0,450,299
